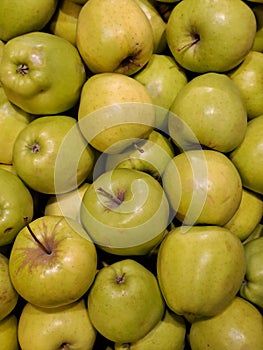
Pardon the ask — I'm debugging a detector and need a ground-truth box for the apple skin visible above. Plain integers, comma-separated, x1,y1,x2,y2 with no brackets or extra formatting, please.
18,299,97,350
162,149,242,226
0,0,58,41
230,115,263,195
166,0,256,73
240,236,263,310
0,168,34,246
0,31,86,115
0,254,18,322
157,225,246,323
87,259,165,344
80,168,170,256
229,51,263,119
9,215,98,308
169,72,247,153
0,314,19,350
76,0,154,75
251,3,263,52
189,297,263,350
12,115,95,195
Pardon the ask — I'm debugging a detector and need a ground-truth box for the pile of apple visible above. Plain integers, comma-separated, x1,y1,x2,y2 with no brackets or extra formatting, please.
0,0,263,349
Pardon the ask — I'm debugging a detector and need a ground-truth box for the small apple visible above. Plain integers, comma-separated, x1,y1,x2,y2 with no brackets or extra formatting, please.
87,259,165,344
189,297,263,349
157,225,246,322
166,0,256,73
0,0,58,41
80,168,170,256
162,149,242,226
76,0,154,75
77,73,155,153
9,215,97,308
114,309,186,350
18,299,96,350
230,115,263,195
0,314,18,350
0,253,18,322
12,115,95,194
0,168,34,246
0,31,86,115
169,72,247,153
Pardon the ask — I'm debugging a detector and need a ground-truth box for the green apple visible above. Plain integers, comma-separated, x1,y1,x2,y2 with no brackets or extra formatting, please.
87,259,165,343
104,130,175,179
240,236,263,310
243,223,263,244
133,0,167,53
162,149,242,226
0,168,34,246
0,314,18,350
169,72,247,153
49,0,82,46
224,189,263,241
71,0,87,4
44,182,90,223
229,51,263,119
157,225,246,323
0,164,16,174
0,0,58,41
166,0,256,73
78,73,155,153
12,115,95,194
0,86,34,165
230,115,263,195
189,297,263,350
76,0,154,75
80,168,170,255
18,299,97,350
114,309,186,350
251,3,263,52
0,254,18,321
0,31,86,115
9,215,97,308
134,54,188,131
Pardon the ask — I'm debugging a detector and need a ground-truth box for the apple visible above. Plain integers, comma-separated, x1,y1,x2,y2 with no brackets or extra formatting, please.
169,72,247,153
224,188,263,241
230,115,263,195
0,31,86,115
77,73,155,153
189,297,263,350
251,3,263,52
240,236,263,310
12,115,95,194
166,0,256,73
76,0,154,75
49,0,82,46
44,182,90,223
80,168,170,256
0,314,19,350
87,259,165,344
0,0,58,41
157,225,246,323
133,54,188,131
103,129,175,180
0,253,18,321
9,215,97,308
18,299,97,350
0,86,34,165
162,149,242,226
114,308,186,350
0,168,34,246
228,50,263,119
243,224,263,245
0,164,16,175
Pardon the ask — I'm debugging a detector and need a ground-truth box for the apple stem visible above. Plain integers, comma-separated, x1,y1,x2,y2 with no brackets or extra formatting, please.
115,273,126,284
97,187,123,206
133,143,144,153
23,217,52,255
177,35,200,52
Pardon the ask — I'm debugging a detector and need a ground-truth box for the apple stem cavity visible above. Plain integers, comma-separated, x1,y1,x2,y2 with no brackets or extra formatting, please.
16,63,29,76
115,273,126,285
133,142,144,153
177,34,200,52
97,187,125,208
24,217,52,255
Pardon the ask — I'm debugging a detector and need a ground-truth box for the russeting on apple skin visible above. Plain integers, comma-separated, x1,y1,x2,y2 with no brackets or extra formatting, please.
9,216,97,308
0,31,86,115
87,259,165,344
